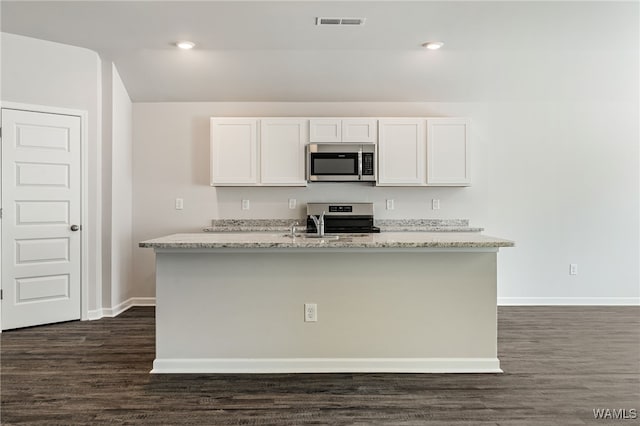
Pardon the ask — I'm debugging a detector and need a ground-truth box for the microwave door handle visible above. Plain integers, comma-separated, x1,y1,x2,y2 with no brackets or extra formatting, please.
358,149,363,180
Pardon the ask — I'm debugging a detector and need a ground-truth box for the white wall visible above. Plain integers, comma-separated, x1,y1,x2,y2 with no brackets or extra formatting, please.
110,64,133,308
2,27,637,314
133,101,639,305
100,61,113,310
1,33,136,316
99,61,134,313
485,101,639,304
1,32,104,313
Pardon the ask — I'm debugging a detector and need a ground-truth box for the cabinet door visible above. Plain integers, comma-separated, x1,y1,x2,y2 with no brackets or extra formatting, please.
342,119,377,143
377,119,426,186
426,118,470,186
309,119,341,142
210,118,258,185
260,119,308,186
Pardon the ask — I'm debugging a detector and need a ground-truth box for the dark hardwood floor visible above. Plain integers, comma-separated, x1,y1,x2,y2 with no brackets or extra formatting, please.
1,306,638,425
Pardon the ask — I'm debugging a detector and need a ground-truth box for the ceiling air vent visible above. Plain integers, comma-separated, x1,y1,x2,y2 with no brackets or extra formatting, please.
316,17,366,26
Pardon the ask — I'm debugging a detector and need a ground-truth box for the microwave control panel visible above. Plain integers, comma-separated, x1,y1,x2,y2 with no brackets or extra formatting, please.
362,153,374,176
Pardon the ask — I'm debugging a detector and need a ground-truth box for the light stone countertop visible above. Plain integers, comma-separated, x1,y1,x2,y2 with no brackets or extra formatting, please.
139,232,514,250
202,218,483,233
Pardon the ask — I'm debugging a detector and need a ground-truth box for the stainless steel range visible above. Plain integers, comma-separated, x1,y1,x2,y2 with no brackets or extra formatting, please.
306,202,380,234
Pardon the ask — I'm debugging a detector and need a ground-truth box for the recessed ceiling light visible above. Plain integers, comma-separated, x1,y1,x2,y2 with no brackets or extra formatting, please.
422,41,444,50
176,41,195,50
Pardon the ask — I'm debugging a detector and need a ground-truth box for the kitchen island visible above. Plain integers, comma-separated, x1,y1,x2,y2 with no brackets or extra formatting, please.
140,232,514,374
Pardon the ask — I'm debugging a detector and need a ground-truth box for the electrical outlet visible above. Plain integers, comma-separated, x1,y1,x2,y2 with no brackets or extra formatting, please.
432,199,440,210
386,199,394,210
304,303,317,322
288,199,297,209
175,198,184,210
569,264,578,275
241,199,250,210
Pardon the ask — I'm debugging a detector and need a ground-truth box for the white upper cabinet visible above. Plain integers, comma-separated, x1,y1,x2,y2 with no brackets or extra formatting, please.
377,118,470,187
377,119,426,186
310,118,377,143
210,118,307,187
342,119,378,143
210,118,258,185
260,119,308,186
309,119,341,142
210,116,469,187
426,118,470,186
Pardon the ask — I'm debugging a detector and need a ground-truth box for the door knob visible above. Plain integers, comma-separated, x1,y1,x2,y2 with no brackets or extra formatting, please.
70,225,80,232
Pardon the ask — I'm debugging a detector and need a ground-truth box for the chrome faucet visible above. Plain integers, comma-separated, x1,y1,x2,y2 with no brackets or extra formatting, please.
310,211,326,237
289,221,300,237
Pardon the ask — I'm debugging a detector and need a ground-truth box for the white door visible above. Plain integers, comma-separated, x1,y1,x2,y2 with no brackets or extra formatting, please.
260,119,308,186
1,109,82,330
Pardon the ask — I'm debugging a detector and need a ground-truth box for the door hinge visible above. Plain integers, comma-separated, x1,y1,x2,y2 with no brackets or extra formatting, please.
0,208,3,219
1,289,3,300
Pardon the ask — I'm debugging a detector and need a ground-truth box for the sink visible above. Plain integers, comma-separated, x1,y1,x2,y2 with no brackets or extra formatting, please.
301,234,340,240
281,233,340,241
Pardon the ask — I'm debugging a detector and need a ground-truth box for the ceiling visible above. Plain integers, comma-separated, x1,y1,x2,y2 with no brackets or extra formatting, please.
1,1,638,102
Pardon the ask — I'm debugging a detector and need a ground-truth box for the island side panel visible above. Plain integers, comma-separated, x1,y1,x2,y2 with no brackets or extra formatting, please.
154,250,498,371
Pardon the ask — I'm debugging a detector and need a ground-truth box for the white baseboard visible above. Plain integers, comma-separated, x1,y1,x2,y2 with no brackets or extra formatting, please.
151,357,503,374
86,297,638,320
87,309,103,321
498,297,640,306
87,297,156,320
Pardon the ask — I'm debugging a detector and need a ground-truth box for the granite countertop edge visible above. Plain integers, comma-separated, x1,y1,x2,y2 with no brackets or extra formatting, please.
139,241,512,249
140,232,515,249
203,226,484,233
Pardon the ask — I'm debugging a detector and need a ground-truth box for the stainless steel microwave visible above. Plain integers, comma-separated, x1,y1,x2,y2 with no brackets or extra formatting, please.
306,143,376,182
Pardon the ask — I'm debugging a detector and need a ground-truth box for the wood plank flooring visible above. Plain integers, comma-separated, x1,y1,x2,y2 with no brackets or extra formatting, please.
1,307,638,425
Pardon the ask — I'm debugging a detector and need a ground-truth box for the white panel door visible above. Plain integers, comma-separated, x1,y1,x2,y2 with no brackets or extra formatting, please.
210,119,258,185
377,119,426,186
427,118,471,186
1,109,81,330
260,119,308,186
